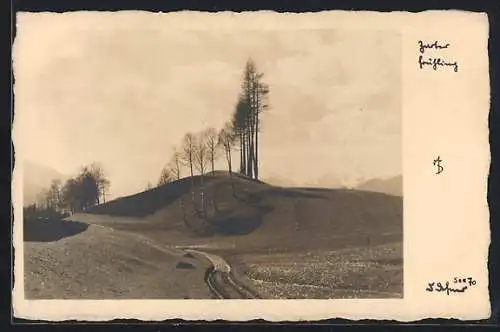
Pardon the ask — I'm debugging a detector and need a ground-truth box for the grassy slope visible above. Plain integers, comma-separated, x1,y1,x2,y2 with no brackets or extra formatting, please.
86,172,403,252
24,223,212,299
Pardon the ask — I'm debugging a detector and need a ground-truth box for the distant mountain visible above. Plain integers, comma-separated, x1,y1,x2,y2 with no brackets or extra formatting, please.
22,160,67,206
265,173,350,189
356,175,402,197
310,173,346,189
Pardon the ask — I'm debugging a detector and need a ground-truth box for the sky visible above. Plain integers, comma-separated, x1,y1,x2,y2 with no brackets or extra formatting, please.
14,13,402,200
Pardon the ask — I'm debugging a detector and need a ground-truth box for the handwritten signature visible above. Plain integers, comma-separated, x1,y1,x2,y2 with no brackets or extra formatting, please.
426,277,476,295
417,40,458,73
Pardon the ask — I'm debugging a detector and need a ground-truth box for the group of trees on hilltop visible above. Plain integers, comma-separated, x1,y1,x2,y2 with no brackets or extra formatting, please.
26,163,110,218
151,59,269,234
233,59,270,179
155,128,232,215
156,58,269,187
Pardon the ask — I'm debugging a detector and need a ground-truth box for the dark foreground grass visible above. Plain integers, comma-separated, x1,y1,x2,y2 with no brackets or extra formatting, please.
229,241,403,299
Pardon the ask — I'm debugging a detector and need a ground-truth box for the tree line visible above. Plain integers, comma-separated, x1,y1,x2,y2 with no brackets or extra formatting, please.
25,163,110,219
233,59,270,179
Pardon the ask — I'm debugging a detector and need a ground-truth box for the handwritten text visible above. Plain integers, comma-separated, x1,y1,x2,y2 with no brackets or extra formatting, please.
417,40,459,73
418,40,451,54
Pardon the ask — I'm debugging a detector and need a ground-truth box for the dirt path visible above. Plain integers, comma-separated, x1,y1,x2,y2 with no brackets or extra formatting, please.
64,213,261,299
186,249,260,299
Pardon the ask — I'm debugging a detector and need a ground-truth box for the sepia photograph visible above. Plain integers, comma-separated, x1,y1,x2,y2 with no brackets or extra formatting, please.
4,8,487,324
14,13,406,301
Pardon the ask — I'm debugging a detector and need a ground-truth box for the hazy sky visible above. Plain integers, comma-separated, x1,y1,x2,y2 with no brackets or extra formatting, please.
14,13,401,199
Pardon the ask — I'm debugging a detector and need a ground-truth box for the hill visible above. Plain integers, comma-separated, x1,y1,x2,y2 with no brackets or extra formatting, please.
22,160,67,206
356,175,403,197
66,172,403,298
83,172,402,251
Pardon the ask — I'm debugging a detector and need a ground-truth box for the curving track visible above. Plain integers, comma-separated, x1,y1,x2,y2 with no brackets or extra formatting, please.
186,249,260,299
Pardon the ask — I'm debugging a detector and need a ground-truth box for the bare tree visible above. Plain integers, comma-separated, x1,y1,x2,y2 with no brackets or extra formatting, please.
169,148,182,180
232,96,250,176
205,127,219,176
218,122,237,194
158,166,174,186
180,133,197,205
232,59,270,180
194,131,209,176
243,61,256,179
47,179,62,211
253,80,270,179
168,147,189,230
181,133,196,177
99,178,110,203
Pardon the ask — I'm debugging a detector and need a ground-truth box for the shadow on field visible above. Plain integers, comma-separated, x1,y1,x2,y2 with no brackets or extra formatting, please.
213,212,264,236
24,218,89,242
204,185,275,236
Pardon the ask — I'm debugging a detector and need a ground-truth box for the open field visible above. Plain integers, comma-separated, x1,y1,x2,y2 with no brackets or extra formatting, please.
226,242,403,299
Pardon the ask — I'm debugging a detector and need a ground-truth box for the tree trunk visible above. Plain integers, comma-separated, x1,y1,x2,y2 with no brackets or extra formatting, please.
242,132,247,175
189,154,195,203
211,155,215,175
254,86,260,180
246,126,253,178
239,132,243,174
248,123,255,179
254,113,259,180
228,146,234,196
